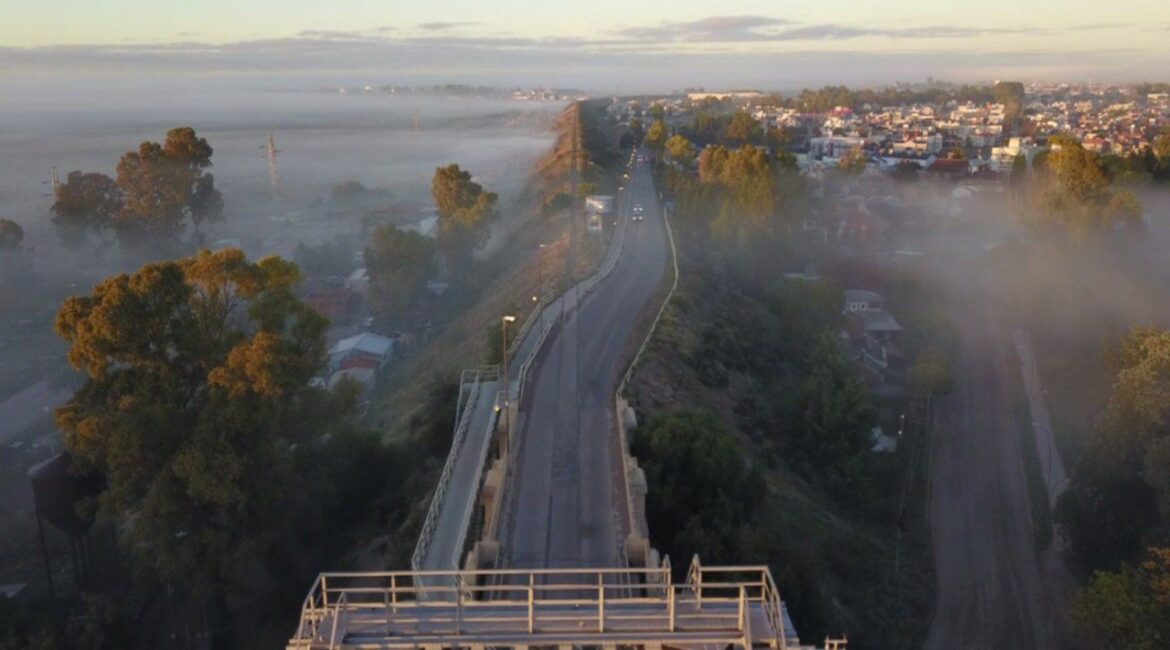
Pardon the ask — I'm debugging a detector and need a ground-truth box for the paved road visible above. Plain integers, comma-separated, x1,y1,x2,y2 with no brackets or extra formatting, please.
501,156,668,568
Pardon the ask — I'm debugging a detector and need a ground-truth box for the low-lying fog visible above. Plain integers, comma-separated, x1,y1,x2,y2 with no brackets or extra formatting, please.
0,76,561,248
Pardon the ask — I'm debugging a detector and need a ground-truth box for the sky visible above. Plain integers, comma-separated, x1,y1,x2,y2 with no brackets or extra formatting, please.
3,0,1170,91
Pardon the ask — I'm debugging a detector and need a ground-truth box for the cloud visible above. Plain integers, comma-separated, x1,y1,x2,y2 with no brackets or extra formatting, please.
1,22,1162,89
1066,22,1131,31
419,21,479,31
612,17,1047,43
614,15,794,41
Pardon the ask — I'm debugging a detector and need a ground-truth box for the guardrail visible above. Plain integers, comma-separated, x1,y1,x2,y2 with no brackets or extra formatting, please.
288,560,788,650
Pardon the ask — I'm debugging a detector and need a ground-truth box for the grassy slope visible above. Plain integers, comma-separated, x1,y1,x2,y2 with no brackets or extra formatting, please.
627,244,934,648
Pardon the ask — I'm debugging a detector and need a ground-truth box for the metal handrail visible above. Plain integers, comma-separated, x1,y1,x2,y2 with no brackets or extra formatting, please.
411,368,487,571
288,563,785,647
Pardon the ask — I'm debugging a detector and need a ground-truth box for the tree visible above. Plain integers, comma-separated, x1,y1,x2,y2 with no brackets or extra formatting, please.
542,192,573,217
364,224,435,323
838,147,869,175
1072,547,1170,648
0,219,22,251
792,334,877,501
1057,327,1170,569
644,120,668,154
50,171,122,248
726,110,761,145
765,126,790,151
113,127,223,249
993,81,1026,129
1154,128,1170,179
649,103,666,121
54,248,331,595
431,163,497,280
627,117,645,146
665,135,695,167
1024,140,1142,239
631,411,763,564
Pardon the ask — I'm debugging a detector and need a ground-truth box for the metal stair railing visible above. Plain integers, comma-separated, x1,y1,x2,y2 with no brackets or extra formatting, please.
410,366,492,572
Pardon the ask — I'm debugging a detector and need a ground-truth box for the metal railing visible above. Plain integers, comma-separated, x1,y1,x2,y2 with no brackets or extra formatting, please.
288,560,788,650
410,366,495,572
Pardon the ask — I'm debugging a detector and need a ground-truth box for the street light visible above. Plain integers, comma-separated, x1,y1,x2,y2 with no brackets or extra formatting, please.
534,243,547,303
501,315,517,431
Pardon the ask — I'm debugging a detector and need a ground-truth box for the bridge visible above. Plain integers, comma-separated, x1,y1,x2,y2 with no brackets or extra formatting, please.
289,150,829,648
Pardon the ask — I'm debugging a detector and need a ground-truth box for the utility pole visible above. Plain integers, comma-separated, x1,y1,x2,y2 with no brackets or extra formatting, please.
50,166,60,198
265,134,281,198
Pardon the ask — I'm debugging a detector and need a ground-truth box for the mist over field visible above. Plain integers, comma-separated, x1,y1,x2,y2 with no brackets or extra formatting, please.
0,76,560,249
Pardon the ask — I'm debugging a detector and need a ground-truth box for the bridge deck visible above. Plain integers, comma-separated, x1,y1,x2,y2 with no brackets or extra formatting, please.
288,564,797,650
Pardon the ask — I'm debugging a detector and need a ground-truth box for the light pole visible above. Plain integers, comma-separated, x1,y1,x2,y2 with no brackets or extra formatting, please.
501,315,517,431
534,243,547,303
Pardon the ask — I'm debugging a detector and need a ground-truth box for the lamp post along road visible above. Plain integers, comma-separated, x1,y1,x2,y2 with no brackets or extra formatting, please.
502,315,517,432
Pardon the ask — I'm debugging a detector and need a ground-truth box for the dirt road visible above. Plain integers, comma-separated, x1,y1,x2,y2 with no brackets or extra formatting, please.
925,287,1070,649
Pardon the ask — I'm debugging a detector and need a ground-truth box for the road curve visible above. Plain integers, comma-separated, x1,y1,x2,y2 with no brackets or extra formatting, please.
501,154,668,568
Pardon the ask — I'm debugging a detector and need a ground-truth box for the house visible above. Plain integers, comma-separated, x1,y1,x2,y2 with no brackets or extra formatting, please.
305,287,355,324
346,268,370,296
843,290,904,383
844,289,883,313
329,332,394,373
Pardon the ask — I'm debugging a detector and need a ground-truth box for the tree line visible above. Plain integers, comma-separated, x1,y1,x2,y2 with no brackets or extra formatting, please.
1057,327,1170,646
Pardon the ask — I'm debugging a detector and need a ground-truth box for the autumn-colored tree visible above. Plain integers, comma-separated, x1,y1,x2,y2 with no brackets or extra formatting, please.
431,163,497,281
644,120,668,154
113,127,223,249
1024,140,1142,239
50,171,122,248
665,135,696,167
54,249,331,593
649,103,666,121
364,224,436,324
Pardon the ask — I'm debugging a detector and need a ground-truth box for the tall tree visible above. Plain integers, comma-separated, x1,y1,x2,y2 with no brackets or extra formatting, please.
114,127,223,249
50,171,122,248
644,120,668,154
54,249,330,595
431,163,497,281
364,224,436,324
793,333,876,501
993,81,1026,130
